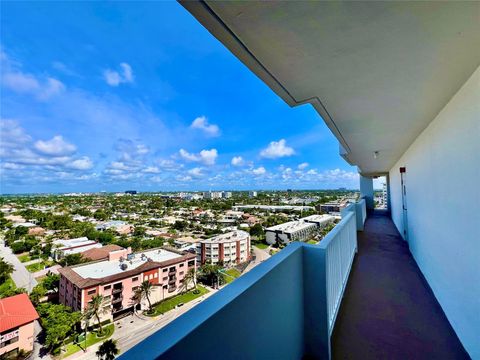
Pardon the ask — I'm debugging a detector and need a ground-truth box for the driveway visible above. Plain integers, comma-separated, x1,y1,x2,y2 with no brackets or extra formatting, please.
244,245,271,273
0,241,37,292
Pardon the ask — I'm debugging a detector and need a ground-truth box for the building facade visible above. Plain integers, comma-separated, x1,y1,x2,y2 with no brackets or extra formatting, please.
196,231,250,267
58,247,196,321
266,215,335,245
0,294,39,359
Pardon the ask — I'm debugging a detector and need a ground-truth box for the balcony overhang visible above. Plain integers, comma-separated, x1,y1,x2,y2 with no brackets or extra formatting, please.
180,1,480,175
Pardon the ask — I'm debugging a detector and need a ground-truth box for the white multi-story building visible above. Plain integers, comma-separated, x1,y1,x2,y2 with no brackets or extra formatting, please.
265,214,335,245
248,191,257,198
222,191,232,199
265,221,317,245
196,231,251,267
203,191,222,200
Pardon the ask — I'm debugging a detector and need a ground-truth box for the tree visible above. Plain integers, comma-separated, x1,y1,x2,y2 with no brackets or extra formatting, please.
0,257,14,283
138,280,153,313
96,339,119,360
36,303,81,351
42,273,60,292
130,288,142,313
249,223,264,239
30,284,47,305
59,253,86,266
179,268,196,294
86,295,108,335
199,263,224,288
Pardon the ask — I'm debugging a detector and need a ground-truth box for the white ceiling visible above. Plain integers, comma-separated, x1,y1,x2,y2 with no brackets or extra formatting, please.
181,1,480,175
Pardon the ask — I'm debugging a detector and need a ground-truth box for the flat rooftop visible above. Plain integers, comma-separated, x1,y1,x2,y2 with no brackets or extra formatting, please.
266,221,316,233
53,237,94,248
302,214,335,223
73,248,182,279
201,231,249,244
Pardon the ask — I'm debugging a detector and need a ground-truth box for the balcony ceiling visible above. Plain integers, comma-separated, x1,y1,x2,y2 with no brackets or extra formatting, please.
181,1,480,175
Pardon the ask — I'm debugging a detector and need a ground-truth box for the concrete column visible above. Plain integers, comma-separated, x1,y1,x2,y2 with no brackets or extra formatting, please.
360,175,374,210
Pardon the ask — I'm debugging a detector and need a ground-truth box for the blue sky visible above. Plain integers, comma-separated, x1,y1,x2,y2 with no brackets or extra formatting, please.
0,2,360,194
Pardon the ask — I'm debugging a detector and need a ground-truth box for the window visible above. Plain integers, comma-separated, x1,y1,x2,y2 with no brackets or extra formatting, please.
104,285,111,290
0,336,19,348
179,271,184,276
104,295,111,300
132,276,138,282
154,273,158,278
179,263,184,267
87,289,96,295
163,268,168,272
188,260,195,267
132,286,139,291
163,276,168,281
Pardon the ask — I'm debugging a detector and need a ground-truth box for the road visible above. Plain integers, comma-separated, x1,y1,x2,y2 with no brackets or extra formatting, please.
69,288,218,360
0,240,37,292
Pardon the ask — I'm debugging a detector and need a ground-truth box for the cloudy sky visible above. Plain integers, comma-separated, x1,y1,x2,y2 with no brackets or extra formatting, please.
0,2,362,194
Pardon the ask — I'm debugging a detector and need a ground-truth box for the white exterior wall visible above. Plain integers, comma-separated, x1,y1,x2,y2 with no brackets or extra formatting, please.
389,67,480,359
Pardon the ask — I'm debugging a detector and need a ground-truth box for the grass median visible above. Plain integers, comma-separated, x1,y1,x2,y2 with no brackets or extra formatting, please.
61,324,114,358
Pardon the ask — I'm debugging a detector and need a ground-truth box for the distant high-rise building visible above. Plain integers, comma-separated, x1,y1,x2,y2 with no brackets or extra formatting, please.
248,191,257,198
222,191,232,199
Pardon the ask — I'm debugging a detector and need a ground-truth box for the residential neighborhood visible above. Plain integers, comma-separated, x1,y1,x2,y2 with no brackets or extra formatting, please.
0,190,352,359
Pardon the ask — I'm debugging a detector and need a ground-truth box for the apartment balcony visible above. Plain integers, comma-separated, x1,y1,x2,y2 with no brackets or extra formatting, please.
111,296,123,304
120,199,467,359
112,287,123,294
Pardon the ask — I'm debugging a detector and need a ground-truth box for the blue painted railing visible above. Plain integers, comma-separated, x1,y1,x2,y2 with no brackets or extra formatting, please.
120,202,363,360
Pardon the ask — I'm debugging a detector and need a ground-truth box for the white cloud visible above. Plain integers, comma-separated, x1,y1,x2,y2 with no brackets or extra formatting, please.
143,166,160,174
260,139,295,159
103,63,134,86
2,72,65,100
298,162,309,170
68,157,93,170
231,156,244,166
188,167,203,177
179,148,218,166
34,135,77,156
252,166,266,175
190,116,220,137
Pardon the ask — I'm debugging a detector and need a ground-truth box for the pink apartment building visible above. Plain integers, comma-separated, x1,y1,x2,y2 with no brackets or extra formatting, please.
58,247,196,321
0,294,39,359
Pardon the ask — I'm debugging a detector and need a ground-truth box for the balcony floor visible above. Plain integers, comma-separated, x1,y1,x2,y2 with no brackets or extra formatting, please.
331,211,469,359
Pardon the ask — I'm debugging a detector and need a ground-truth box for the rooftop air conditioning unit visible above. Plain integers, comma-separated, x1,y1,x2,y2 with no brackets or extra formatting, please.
120,263,128,271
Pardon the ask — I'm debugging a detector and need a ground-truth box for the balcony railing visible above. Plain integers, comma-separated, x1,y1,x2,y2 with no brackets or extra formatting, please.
120,201,364,360
112,287,123,294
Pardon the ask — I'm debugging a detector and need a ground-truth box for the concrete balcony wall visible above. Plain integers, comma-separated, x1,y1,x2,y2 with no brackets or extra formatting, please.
389,66,480,358
120,205,360,360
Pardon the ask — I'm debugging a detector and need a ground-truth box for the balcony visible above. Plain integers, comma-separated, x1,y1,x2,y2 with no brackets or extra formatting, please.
112,287,123,294
111,296,123,304
120,199,467,359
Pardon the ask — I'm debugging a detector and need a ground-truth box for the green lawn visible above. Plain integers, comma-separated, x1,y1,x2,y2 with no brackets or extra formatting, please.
25,260,54,273
223,268,241,284
254,243,269,250
26,262,45,272
146,285,209,316
307,240,318,245
18,253,31,263
0,277,16,297
62,324,114,358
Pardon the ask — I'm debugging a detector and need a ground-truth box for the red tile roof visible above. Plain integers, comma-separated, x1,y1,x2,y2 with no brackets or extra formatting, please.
0,293,39,332
81,244,124,261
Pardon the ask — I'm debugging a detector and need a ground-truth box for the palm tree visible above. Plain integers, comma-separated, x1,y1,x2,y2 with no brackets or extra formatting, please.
130,288,142,313
138,280,153,313
96,339,119,360
183,267,196,293
86,295,108,335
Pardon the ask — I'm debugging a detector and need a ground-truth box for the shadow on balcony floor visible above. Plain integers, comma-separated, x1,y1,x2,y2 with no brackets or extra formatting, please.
331,211,469,359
